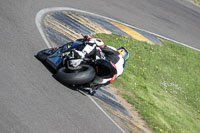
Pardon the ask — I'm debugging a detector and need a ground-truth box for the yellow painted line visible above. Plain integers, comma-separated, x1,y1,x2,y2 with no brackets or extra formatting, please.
108,20,154,44
44,15,82,41
107,107,143,129
64,11,111,34
115,119,143,133
44,18,77,41
45,16,81,40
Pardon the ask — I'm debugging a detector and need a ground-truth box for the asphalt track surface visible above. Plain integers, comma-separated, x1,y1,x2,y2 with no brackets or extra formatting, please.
0,0,200,133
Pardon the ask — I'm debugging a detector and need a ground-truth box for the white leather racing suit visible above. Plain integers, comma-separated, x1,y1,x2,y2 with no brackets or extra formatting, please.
74,37,125,86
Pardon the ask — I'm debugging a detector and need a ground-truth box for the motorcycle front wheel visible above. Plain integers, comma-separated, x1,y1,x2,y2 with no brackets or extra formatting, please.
55,65,96,85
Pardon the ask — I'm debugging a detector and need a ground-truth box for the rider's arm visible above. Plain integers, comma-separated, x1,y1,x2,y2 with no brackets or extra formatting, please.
82,42,96,57
81,38,104,57
74,36,105,59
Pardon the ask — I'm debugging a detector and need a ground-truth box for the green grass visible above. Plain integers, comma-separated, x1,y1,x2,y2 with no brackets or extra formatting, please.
92,33,200,133
192,0,200,5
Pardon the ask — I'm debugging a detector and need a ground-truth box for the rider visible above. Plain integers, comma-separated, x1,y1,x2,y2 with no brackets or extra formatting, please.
74,35,129,89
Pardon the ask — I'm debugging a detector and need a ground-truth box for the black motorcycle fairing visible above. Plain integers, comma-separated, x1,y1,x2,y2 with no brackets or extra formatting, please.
36,48,57,62
95,59,117,79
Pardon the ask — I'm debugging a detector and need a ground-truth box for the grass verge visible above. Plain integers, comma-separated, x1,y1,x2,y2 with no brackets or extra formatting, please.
192,0,200,5
92,33,200,133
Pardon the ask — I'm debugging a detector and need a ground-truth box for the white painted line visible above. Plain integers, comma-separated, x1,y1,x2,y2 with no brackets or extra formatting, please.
36,7,199,51
35,9,52,48
87,95,126,133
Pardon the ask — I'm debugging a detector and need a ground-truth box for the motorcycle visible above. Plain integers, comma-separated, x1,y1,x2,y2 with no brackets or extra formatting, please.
36,38,101,93
36,38,129,94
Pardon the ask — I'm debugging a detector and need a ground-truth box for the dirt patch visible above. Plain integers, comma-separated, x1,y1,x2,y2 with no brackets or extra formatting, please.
108,84,153,133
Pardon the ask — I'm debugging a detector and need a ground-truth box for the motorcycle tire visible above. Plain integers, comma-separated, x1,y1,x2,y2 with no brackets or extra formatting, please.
55,65,96,85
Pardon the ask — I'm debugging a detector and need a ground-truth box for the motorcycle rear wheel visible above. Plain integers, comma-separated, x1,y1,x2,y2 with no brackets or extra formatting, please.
55,65,96,85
